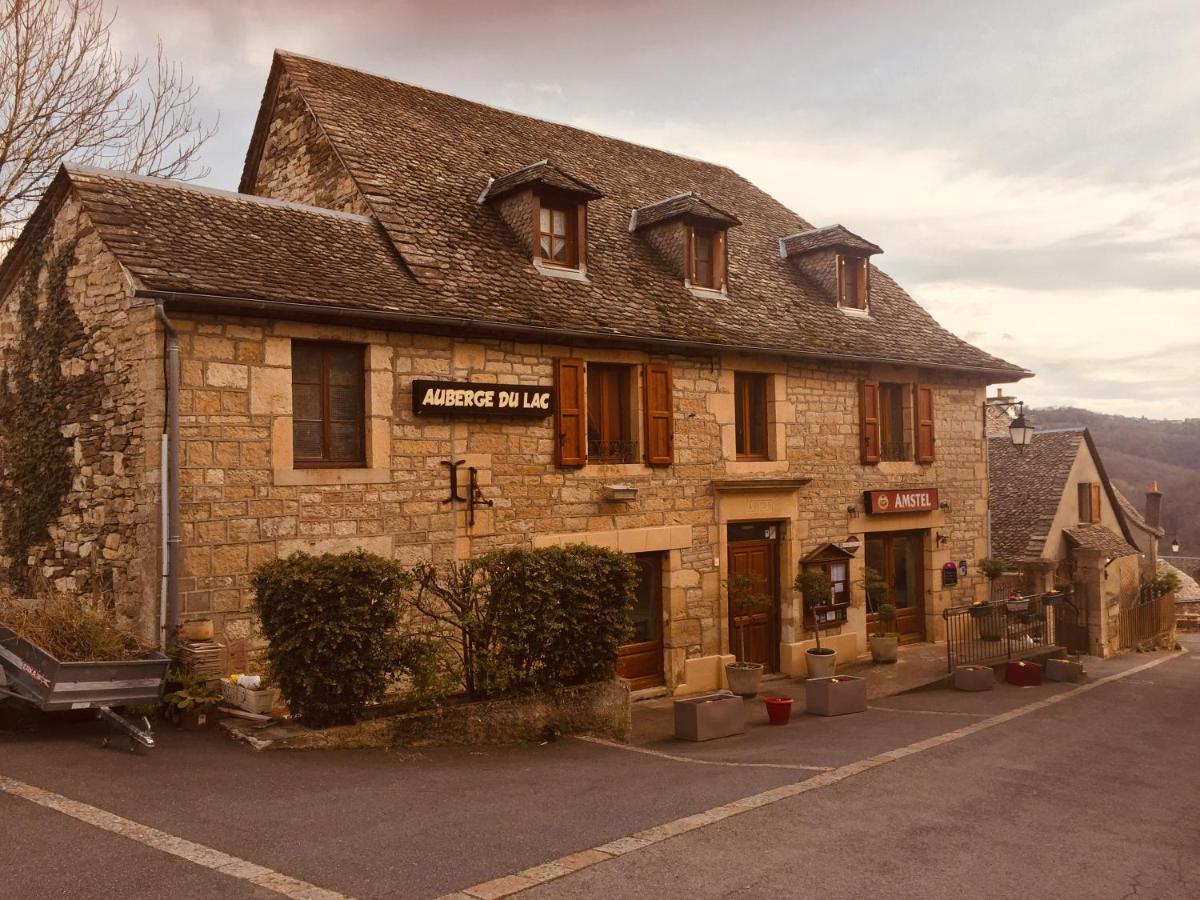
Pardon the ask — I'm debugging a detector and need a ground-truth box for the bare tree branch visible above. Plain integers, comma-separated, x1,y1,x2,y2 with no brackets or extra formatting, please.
0,0,215,248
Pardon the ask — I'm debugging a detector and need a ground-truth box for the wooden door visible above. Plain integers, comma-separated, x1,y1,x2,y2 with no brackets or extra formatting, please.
865,532,926,642
728,539,779,671
618,553,665,690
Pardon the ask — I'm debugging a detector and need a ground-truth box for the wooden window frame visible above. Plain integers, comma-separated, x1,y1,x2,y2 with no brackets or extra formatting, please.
734,372,769,460
532,189,584,270
687,225,727,290
586,362,636,464
292,340,367,469
837,253,869,310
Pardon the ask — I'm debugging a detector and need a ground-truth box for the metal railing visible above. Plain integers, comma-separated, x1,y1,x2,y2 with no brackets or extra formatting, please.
943,591,1060,672
1116,589,1175,649
879,441,913,462
587,439,637,464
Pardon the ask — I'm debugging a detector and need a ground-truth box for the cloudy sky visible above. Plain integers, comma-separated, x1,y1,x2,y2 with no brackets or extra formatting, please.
111,0,1199,418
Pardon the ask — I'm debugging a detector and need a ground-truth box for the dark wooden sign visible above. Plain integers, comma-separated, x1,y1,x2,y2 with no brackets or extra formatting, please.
411,380,554,417
863,487,939,515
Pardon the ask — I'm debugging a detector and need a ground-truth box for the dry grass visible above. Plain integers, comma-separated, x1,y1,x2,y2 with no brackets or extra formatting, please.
0,591,152,662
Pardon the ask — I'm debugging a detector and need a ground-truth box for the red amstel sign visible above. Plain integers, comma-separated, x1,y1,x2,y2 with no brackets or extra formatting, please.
863,488,939,515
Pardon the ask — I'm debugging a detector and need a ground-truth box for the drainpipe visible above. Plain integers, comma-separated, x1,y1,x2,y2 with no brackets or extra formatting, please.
155,303,182,648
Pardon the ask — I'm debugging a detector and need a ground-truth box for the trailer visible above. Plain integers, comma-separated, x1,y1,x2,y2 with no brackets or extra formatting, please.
0,624,169,751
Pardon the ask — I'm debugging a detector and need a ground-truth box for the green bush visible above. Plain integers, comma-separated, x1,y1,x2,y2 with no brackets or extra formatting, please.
251,551,412,726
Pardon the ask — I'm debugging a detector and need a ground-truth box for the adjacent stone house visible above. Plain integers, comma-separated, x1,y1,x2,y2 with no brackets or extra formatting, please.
988,427,1160,655
0,51,1030,692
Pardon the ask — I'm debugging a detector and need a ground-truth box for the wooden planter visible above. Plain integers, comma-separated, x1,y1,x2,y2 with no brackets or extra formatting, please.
1045,657,1085,683
805,675,866,717
674,692,745,741
953,665,995,692
1005,660,1043,686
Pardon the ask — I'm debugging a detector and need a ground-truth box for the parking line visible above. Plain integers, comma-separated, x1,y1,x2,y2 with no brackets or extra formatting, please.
450,649,1188,899
575,735,834,771
0,774,351,900
867,704,990,718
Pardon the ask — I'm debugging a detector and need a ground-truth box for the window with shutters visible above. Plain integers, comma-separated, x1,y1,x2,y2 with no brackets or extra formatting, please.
291,341,366,468
688,226,727,291
837,254,869,310
734,372,769,460
861,380,934,465
587,363,636,463
1078,482,1103,523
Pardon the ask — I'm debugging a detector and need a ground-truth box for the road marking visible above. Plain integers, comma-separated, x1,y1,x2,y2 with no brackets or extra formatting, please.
867,705,990,718
575,735,833,772
450,649,1188,899
0,774,350,900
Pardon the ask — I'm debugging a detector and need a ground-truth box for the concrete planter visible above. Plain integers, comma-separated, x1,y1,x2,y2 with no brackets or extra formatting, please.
805,647,838,679
805,675,866,717
1005,660,1043,686
674,692,746,741
953,665,995,692
1045,657,1085,683
724,662,764,698
869,633,899,664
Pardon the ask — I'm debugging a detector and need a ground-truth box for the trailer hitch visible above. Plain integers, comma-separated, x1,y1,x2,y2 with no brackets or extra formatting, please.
97,707,156,752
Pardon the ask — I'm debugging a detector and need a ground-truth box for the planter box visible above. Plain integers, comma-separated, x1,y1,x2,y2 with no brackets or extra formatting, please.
805,676,867,717
953,665,995,692
220,680,278,715
674,692,745,742
1044,657,1085,683
1005,660,1043,686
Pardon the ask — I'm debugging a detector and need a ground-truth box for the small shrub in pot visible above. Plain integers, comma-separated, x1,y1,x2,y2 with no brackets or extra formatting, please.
724,571,773,697
870,602,900,664
794,568,837,677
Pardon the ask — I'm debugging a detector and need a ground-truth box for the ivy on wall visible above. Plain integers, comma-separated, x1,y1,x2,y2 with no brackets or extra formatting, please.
0,237,77,587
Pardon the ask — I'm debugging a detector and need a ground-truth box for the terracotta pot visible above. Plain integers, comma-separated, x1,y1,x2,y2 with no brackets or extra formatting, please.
724,662,764,698
805,647,837,679
763,696,793,725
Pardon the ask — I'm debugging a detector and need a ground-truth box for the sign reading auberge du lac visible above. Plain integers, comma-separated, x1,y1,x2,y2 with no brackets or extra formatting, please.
863,488,940,515
411,380,555,417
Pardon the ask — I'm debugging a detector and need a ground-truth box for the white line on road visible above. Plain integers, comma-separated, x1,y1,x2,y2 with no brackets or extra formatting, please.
449,649,1189,900
867,705,990,718
0,774,351,900
575,735,834,771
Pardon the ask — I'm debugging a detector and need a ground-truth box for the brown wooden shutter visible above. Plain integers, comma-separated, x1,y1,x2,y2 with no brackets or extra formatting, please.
555,358,586,467
1090,483,1102,523
856,258,869,308
860,379,880,464
714,230,727,290
643,363,674,466
684,226,695,283
914,384,936,463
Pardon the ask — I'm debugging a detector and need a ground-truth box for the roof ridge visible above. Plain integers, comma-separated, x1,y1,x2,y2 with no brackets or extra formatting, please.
987,427,1086,439
65,164,378,225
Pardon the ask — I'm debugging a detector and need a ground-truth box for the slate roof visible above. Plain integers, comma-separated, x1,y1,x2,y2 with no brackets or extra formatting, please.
989,429,1087,562
1158,561,1200,602
1064,525,1139,559
478,160,602,204
1113,486,1164,538
779,224,883,258
629,192,741,232
234,51,1029,379
49,167,429,314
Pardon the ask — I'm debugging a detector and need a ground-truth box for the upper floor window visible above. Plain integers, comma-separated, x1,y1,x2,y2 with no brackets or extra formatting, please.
860,380,935,465
292,341,366,468
538,199,579,268
734,372,769,460
837,254,869,310
1078,482,1102,523
688,226,727,290
587,363,635,463
555,359,673,467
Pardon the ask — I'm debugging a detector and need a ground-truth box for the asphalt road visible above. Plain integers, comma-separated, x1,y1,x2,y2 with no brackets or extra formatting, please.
1,640,1197,900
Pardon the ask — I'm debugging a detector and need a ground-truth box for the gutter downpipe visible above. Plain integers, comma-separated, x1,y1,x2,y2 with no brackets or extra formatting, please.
155,303,182,649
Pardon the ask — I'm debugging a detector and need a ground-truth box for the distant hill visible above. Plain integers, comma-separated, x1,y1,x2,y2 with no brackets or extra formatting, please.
1030,408,1200,573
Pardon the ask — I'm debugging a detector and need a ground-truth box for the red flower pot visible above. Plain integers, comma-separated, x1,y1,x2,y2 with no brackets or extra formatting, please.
1005,660,1043,686
763,696,793,725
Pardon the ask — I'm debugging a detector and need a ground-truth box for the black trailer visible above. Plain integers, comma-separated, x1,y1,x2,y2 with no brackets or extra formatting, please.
0,624,169,750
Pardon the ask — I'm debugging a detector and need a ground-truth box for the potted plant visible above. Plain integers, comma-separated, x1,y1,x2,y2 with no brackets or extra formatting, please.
724,572,772,698
164,676,223,731
870,602,900,664
794,568,837,679
978,557,1008,601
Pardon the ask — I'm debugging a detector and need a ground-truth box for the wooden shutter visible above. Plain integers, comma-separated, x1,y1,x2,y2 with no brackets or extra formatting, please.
914,384,935,464
555,358,586,467
1090,483,1102,523
684,226,695,283
856,258,869,308
714,230,727,290
643,363,674,466
860,379,880,464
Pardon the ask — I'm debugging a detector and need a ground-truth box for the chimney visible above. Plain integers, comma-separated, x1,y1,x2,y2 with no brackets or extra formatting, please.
1145,481,1163,530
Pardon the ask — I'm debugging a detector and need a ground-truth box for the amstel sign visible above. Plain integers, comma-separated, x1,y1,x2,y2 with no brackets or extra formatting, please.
863,488,939,515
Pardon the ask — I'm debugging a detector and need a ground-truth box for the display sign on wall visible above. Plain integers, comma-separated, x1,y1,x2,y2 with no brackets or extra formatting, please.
411,380,554,417
862,488,940,515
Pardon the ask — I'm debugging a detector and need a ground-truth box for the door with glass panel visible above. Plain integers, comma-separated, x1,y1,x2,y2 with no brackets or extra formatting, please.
617,552,665,690
865,531,926,642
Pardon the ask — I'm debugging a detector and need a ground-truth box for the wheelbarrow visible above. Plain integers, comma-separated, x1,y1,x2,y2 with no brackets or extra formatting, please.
0,625,169,752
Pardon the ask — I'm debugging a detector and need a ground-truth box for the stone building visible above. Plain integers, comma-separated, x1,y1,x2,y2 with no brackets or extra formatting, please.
0,51,1031,691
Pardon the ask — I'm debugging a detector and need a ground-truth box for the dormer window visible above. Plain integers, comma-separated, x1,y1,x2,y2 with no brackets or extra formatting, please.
689,226,726,290
837,254,868,310
630,193,740,296
537,195,580,268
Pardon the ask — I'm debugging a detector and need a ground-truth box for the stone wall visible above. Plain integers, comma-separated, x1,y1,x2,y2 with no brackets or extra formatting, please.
0,196,160,635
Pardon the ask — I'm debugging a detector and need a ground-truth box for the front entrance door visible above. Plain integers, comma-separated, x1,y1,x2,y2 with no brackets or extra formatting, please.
728,524,780,671
865,531,926,642
617,552,665,690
